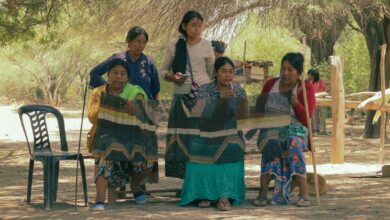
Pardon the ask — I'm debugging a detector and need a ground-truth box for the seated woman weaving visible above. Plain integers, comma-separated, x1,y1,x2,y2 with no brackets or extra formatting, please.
87,59,152,211
177,56,247,211
252,52,315,207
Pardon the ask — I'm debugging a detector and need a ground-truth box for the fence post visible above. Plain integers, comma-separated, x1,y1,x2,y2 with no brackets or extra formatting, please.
379,44,387,164
330,56,345,163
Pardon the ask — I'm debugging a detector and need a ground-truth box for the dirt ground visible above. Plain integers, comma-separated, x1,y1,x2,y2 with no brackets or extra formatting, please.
0,106,390,220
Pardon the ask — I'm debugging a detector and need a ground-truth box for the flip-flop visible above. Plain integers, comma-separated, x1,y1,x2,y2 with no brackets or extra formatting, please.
198,200,211,208
253,197,268,206
296,198,311,207
217,198,231,211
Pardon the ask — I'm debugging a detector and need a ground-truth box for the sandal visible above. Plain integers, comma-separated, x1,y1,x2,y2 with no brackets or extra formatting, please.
253,197,268,206
133,191,146,204
217,198,231,211
198,200,211,208
296,198,311,207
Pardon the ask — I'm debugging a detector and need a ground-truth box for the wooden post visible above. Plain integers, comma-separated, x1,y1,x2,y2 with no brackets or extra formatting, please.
299,36,320,205
379,44,387,164
243,40,247,61
330,56,345,163
300,76,321,206
243,40,247,86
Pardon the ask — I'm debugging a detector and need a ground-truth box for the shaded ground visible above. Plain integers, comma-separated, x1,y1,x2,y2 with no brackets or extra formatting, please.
1,106,390,219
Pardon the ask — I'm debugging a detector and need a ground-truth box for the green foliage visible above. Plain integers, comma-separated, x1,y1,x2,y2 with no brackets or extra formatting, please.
335,28,370,94
228,13,370,96
227,14,303,95
0,1,377,104
0,0,65,44
228,15,302,77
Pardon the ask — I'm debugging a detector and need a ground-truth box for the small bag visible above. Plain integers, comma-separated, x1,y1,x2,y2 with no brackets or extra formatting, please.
183,51,199,104
187,81,199,99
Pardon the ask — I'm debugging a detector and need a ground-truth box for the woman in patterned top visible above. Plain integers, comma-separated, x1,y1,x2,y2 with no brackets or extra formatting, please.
178,56,247,211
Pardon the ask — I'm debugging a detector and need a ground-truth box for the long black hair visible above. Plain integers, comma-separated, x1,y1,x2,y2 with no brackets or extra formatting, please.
172,10,203,75
178,10,203,37
281,52,305,75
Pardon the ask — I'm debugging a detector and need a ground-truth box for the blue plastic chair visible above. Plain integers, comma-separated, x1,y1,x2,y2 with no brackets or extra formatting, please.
18,104,88,210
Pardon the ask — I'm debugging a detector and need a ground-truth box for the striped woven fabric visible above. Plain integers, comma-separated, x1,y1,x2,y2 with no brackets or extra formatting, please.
92,93,158,162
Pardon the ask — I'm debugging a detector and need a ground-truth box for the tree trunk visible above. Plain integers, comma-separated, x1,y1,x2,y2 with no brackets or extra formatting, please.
307,36,336,66
363,16,387,138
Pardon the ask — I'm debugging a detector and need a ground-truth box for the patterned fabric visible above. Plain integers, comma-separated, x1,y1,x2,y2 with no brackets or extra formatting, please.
89,51,160,99
178,82,247,206
258,81,309,204
261,77,315,128
92,93,159,185
196,81,246,99
261,136,308,204
94,158,158,188
165,82,247,179
87,83,147,152
165,95,197,178
92,94,158,161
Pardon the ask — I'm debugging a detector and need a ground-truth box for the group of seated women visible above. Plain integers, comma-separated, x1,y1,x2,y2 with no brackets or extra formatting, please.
86,10,315,212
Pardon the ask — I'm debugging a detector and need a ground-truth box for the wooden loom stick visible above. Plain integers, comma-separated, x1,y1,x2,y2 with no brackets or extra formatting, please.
300,72,321,206
379,44,387,164
301,36,320,205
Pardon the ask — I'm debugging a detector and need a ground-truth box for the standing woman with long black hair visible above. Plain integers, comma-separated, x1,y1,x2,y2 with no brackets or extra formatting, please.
160,10,215,179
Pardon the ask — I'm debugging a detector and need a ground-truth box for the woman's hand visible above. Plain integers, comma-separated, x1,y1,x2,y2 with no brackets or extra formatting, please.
220,89,235,98
164,72,188,85
124,100,137,114
135,93,144,100
290,95,299,107
173,72,188,85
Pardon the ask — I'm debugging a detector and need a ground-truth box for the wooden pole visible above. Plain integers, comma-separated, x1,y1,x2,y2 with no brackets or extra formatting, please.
300,74,320,206
74,79,89,210
300,35,320,205
243,40,247,61
243,40,247,86
330,56,345,164
379,44,387,164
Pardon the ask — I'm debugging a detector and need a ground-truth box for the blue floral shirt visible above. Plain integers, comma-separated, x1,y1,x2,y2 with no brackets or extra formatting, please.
89,51,160,100
197,81,246,99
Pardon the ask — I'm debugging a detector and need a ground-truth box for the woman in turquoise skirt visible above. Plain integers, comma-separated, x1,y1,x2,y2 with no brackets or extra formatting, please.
178,56,247,211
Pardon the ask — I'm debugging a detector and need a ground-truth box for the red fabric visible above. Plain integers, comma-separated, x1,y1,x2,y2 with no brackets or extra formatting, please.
261,77,316,127
310,79,326,93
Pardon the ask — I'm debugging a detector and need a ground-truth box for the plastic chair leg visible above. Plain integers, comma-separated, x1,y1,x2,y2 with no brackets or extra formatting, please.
43,157,53,210
27,159,34,204
79,157,89,206
48,158,56,210
53,161,60,202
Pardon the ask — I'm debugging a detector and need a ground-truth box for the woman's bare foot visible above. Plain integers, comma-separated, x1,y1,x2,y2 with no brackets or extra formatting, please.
198,200,211,208
217,198,231,211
